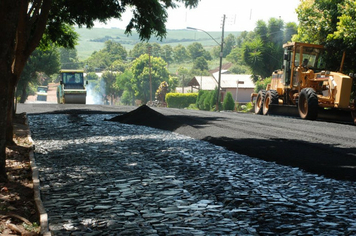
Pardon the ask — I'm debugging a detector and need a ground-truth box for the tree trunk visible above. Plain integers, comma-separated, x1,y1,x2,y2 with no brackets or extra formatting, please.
0,1,19,182
0,77,9,182
6,82,16,145
19,83,28,103
0,0,51,181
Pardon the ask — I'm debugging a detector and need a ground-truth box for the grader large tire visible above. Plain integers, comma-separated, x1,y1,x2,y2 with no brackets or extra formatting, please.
263,90,279,115
298,88,318,120
254,90,266,114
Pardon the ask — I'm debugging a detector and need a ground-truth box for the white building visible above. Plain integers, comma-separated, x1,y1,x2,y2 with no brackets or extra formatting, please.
185,72,255,103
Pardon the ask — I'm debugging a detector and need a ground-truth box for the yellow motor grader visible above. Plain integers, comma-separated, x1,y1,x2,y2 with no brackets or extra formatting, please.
252,42,356,124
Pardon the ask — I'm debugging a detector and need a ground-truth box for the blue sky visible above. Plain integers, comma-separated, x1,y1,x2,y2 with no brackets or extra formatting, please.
95,0,300,32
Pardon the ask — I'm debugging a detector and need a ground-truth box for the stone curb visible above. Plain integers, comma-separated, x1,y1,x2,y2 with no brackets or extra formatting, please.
26,115,51,236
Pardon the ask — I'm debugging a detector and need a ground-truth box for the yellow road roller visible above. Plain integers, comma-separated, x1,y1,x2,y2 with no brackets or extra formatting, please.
57,69,88,104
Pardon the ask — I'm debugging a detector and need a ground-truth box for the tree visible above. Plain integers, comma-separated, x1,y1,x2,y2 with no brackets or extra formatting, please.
151,43,162,57
187,42,211,61
284,22,298,43
173,44,189,63
192,56,209,71
86,41,127,71
117,70,135,105
86,72,99,81
110,60,129,72
131,54,169,103
213,34,236,58
60,47,80,69
242,38,266,77
18,46,60,103
177,67,190,87
101,71,120,105
238,18,295,79
130,43,150,59
293,0,356,72
161,45,174,65
0,0,199,181
223,92,235,111
102,40,127,61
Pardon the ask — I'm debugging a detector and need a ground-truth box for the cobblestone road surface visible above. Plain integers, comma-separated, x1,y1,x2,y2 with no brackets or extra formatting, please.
29,114,356,235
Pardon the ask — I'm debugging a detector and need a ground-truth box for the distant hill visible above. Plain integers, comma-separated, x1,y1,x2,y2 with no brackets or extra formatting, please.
75,27,241,60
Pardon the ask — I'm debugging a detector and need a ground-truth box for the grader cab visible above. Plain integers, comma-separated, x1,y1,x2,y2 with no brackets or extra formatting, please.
252,42,356,124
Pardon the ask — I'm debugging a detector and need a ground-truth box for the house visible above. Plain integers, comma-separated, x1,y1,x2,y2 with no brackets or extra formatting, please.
182,72,255,103
212,72,255,103
188,76,218,91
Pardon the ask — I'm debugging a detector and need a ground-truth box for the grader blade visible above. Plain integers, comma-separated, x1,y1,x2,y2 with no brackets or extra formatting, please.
267,104,354,124
266,104,299,117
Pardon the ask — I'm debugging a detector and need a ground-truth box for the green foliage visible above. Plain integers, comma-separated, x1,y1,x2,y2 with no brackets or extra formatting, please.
130,42,150,58
116,70,135,105
168,75,178,92
86,72,99,80
101,71,120,104
236,102,253,112
110,60,129,72
195,90,216,111
221,34,237,57
187,103,198,110
131,54,169,103
192,56,209,71
293,0,356,73
173,44,189,63
85,41,127,72
121,90,134,105
196,90,208,110
223,92,235,111
17,45,60,103
203,92,212,111
230,64,251,74
60,47,80,69
161,45,174,64
254,77,271,93
176,67,189,86
228,17,296,79
187,42,211,61
209,87,218,110
165,93,198,108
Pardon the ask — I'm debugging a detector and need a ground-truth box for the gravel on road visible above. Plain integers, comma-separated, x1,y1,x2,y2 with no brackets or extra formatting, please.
29,113,356,235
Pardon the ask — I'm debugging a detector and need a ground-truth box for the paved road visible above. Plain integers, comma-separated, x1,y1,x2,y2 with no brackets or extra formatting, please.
17,103,356,181
27,113,356,235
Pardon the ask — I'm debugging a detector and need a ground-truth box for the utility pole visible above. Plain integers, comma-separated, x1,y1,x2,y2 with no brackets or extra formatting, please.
182,74,185,93
187,14,226,111
216,14,225,111
148,46,153,102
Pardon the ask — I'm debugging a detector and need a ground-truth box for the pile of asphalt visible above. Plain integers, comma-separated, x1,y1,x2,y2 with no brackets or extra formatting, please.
107,105,203,135
107,105,182,131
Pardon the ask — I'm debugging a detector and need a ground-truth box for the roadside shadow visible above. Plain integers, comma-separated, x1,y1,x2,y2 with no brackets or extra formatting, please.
203,136,356,181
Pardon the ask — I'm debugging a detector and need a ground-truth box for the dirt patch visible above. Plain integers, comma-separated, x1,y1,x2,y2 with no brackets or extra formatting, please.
1,114,40,235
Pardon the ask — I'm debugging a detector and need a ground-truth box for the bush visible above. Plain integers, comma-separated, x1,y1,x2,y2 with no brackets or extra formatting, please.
223,92,235,111
196,88,219,111
165,93,198,108
187,103,198,110
236,102,254,112
254,77,271,92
